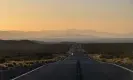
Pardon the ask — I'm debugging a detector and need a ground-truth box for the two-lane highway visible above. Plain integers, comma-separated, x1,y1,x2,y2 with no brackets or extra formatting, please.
11,58,77,80
11,52,133,80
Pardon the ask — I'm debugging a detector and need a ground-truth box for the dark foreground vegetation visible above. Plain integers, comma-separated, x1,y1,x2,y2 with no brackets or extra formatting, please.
83,43,133,70
1,41,133,79
0,40,72,80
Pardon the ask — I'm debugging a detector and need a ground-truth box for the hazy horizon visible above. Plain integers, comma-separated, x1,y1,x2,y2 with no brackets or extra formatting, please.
1,29,133,42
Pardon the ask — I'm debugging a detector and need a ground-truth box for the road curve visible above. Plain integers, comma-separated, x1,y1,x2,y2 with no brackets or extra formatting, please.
11,53,133,80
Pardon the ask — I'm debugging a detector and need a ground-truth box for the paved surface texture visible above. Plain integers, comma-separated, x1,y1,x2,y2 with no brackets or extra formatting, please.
12,53,133,80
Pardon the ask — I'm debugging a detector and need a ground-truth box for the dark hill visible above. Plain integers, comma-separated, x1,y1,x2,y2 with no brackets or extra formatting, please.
0,40,70,56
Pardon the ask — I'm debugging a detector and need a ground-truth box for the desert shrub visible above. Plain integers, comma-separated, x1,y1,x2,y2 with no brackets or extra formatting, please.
0,64,7,69
89,54,133,65
6,63,14,67
101,59,106,62
121,58,132,65
100,54,114,59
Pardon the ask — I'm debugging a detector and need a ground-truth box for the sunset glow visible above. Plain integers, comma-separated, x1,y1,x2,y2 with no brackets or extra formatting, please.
0,0,133,33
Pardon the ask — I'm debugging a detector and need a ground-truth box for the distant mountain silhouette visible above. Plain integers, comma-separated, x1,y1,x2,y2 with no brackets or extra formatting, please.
0,30,133,42
0,40,36,44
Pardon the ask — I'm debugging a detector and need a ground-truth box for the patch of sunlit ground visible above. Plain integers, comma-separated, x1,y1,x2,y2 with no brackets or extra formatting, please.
0,55,67,69
89,54,133,65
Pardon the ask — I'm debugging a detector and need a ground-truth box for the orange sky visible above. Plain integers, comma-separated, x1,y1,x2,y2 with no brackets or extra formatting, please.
0,0,133,34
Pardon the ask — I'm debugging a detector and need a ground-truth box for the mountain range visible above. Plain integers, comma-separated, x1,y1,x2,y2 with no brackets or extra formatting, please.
0,29,133,42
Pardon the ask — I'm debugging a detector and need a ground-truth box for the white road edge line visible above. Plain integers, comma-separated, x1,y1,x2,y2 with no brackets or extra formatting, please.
89,56,133,73
110,63,133,73
11,56,70,80
11,64,47,80
98,61,133,73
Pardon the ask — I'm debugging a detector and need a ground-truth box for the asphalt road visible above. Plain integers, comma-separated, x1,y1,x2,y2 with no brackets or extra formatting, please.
11,53,133,80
